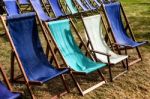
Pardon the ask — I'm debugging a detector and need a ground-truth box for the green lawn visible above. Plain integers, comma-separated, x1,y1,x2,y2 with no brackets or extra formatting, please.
0,0,150,99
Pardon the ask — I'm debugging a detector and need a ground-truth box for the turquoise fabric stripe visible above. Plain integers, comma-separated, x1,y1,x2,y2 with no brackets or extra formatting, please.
65,0,78,14
48,19,106,74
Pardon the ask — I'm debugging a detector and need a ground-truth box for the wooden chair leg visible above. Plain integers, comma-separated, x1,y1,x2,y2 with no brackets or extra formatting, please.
26,83,35,99
121,61,126,68
136,47,142,60
60,75,70,93
70,72,106,96
108,64,113,82
45,43,49,58
10,51,15,83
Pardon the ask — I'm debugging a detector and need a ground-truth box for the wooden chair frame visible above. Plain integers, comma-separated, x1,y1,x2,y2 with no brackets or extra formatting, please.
0,15,69,99
101,3,147,66
41,17,107,96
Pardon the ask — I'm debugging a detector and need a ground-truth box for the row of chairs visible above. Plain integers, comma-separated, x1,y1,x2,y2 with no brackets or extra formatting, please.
0,0,148,99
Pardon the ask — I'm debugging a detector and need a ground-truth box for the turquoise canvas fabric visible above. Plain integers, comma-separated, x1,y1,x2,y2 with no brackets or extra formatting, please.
65,0,78,14
48,19,106,74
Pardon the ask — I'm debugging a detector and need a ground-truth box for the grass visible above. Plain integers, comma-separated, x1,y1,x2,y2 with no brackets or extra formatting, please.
0,0,150,99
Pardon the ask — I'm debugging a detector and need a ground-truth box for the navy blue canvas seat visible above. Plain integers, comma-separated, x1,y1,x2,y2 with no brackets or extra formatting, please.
47,0,65,17
30,0,52,21
103,2,147,48
2,12,69,98
0,81,21,99
3,0,20,16
7,12,68,83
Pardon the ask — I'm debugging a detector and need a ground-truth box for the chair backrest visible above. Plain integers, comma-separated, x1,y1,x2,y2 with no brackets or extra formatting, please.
3,0,20,16
84,0,96,10
65,0,78,14
83,15,117,63
18,0,29,4
47,0,64,17
30,0,52,21
6,13,56,81
104,2,135,45
76,0,89,11
48,19,104,73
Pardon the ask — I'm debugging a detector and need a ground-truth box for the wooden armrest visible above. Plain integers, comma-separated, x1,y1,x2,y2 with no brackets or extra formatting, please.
112,43,131,48
90,50,111,57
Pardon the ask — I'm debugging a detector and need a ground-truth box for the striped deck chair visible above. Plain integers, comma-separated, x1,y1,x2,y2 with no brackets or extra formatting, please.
0,64,22,99
81,15,128,81
3,0,20,16
1,12,69,99
102,2,148,66
43,19,107,96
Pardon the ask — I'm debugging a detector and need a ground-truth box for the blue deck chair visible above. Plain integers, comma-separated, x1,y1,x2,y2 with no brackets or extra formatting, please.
74,0,90,12
30,0,52,21
65,0,78,14
1,12,69,99
94,0,101,7
0,64,22,99
103,2,147,66
46,0,65,18
84,0,97,10
3,0,20,16
45,19,107,95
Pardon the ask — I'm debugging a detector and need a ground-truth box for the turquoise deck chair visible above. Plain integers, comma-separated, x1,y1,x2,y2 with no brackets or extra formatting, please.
46,19,107,95
65,0,78,14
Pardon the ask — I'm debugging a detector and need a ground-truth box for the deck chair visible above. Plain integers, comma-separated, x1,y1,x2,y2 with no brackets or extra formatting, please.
1,12,69,99
3,0,20,16
93,0,101,7
0,64,22,99
81,15,128,81
46,0,66,18
43,19,107,95
84,0,97,10
73,0,91,12
17,0,31,12
29,0,52,21
65,0,78,14
102,2,147,66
